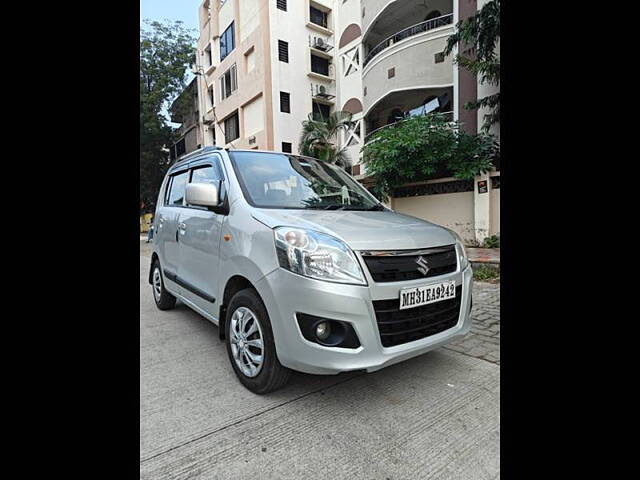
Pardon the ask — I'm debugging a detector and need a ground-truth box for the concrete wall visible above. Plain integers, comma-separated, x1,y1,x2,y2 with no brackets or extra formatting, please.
361,0,394,35
335,0,364,168
490,179,499,236
199,0,274,150
268,0,338,154
391,189,475,244
362,26,454,115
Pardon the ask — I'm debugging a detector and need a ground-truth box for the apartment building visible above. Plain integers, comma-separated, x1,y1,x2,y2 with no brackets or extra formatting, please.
192,0,499,244
168,78,203,160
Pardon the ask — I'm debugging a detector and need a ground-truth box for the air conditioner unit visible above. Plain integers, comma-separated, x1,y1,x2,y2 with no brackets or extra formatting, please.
317,84,329,97
314,37,328,51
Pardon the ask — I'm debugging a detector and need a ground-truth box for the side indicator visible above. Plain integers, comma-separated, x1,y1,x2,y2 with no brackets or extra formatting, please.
223,234,232,242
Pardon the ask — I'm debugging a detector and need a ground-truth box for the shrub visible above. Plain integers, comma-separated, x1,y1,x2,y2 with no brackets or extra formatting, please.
362,113,499,201
483,234,500,248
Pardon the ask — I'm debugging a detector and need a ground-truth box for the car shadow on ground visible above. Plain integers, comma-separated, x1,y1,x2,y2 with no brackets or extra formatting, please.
167,298,469,400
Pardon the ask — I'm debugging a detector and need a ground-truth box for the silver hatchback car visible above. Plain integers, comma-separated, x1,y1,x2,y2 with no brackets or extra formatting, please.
150,147,473,393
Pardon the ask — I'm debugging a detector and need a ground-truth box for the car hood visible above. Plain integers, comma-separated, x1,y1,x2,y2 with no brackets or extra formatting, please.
251,208,456,251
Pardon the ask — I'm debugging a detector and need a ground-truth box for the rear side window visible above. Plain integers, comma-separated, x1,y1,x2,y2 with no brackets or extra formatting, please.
167,170,189,206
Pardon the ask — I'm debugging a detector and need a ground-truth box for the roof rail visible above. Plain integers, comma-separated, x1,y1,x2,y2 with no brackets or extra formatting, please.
170,146,224,168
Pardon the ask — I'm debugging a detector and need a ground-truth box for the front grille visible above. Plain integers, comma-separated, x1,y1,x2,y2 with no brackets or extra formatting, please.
362,245,457,283
373,286,462,347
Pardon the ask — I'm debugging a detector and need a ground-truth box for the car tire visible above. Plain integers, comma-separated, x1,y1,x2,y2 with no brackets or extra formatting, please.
151,260,176,310
225,288,291,394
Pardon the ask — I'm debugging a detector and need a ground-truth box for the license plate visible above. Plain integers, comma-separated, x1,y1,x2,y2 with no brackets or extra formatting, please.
399,281,456,310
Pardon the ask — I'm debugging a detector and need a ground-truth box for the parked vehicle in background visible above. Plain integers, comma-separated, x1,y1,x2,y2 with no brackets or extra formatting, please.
150,147,473,393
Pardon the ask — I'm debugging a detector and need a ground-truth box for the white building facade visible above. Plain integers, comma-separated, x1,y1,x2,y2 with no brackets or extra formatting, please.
192,0,499,245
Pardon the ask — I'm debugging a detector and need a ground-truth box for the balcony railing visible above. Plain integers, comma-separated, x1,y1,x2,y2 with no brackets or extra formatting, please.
363,14,453,68
364,111,453,144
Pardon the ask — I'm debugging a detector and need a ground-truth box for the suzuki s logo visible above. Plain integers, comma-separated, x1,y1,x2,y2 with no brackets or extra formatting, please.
416,256,430,276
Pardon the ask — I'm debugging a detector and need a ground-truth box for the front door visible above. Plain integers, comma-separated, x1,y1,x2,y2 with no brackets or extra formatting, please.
156,168,190,288
177,158,226,317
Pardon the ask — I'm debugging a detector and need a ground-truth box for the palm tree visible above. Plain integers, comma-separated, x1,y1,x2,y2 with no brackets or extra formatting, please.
298,110,354,168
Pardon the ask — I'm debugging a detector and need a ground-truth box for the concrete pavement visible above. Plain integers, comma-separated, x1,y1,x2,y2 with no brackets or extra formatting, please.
140,249,500,479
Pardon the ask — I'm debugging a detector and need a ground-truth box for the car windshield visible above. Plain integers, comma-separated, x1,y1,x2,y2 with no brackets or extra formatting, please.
229,151,383,210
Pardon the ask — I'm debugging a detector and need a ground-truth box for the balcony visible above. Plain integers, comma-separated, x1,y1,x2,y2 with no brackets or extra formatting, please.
365,110,453,144
362,24,453,116
363,14,453,68
363,86,453,144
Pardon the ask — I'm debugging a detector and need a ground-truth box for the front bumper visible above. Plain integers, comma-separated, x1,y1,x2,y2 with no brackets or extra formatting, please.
255,263,473,375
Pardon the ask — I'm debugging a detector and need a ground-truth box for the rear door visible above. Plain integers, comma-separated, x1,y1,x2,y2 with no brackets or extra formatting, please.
156,168,190,286
177,156,226,316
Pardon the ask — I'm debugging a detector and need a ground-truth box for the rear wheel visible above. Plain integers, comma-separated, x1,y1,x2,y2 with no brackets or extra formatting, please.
225,288,291,394
151,260,176,310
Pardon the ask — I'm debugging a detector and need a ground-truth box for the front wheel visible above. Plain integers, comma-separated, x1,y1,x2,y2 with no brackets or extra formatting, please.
151,260,176,310
225,288,291,394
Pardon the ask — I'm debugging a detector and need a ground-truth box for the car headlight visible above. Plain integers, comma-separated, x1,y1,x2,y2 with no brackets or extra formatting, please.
274,227,367,285
450,231,469,270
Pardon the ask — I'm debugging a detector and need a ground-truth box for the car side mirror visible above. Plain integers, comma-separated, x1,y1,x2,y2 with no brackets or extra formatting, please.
186,182,219,208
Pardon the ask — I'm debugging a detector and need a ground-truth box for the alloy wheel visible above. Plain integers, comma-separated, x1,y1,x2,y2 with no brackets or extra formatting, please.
152,267,162,303
229,306,264,378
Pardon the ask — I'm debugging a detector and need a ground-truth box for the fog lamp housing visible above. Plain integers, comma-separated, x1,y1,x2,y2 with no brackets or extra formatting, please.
296,313,361,348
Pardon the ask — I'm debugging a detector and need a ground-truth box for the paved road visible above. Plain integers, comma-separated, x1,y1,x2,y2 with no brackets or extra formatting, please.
140,248,500,479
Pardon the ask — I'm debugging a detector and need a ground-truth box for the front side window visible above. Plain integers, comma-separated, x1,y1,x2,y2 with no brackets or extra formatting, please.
229,152,380,210
167,170,189,206
220,22,235,61
191,163,223,186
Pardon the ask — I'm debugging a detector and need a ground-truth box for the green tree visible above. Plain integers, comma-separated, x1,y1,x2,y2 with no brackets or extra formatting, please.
140,20,196,208
362,113,498,200
299,111,355,168
444,0,500,131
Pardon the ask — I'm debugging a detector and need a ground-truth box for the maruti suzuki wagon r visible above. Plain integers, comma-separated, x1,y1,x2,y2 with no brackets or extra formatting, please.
150,147,473,393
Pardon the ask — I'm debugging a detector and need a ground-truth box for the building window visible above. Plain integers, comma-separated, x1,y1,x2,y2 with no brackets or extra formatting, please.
280,92,291,113
388,67,395,78
220,64,237,100
282,142,292,153
224,112,239,144
245,47,256,72
277,0,287,11
312,101,330,121
278,40,289,63
311,54,329,76
208,85,214,108
310,6,328,28
220,22,235,61
204,44,213,67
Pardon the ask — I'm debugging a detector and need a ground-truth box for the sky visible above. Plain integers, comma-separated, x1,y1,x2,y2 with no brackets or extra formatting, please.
140,0,201,32
140,0,202,125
